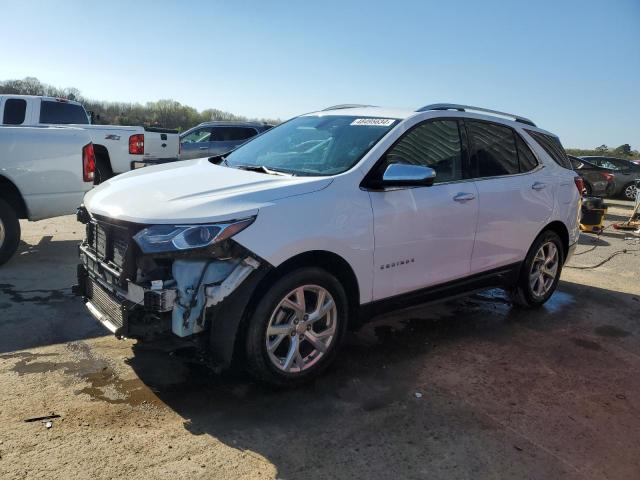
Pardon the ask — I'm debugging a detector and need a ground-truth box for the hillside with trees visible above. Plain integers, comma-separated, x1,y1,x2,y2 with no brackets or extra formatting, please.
0,77,279,131
565,144,639,159
1,78,638,158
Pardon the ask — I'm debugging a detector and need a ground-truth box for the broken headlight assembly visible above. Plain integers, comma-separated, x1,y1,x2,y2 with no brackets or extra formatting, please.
133,217,255,254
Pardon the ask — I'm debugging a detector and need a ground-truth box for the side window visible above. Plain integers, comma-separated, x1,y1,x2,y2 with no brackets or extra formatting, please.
384,120,463,183
3,99,27,125
39,101,89,124
181,128,211,143
211,127,258,142
515,133,539,172
210,127,227,141
227,127,257,141
525,130,572,170
467,121,519,177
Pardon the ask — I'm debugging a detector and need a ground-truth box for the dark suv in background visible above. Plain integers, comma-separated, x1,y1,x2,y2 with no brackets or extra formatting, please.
580,156,640,200
179,121,273,160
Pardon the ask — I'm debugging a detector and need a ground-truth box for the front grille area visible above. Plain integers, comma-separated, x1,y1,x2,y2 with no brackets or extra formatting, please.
86,220,133,272
86,278,125,329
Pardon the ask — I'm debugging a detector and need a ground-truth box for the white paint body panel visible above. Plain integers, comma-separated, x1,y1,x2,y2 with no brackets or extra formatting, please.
369,182,479,300
82,106,581,306
0,125,94,220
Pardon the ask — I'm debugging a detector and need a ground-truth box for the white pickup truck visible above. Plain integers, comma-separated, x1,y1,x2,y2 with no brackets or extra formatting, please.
0,125,95,264
0,95,179,183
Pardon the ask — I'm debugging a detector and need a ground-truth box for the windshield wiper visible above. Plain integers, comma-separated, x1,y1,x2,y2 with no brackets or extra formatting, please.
234,165,294,176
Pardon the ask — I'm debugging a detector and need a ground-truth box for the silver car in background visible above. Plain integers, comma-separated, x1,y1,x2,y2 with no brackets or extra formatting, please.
179,121,273,160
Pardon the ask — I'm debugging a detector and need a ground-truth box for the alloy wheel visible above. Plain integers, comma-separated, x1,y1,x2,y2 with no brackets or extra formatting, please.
529,241,559,299
624,184,637,201
265,284,338,373
0,218,5,249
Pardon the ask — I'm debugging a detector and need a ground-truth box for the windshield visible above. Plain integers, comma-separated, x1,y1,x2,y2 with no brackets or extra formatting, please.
224,115,398,176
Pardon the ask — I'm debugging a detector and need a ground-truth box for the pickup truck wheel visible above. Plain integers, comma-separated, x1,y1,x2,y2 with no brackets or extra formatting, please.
245,268,348,387
510,230,564,309
94,156,113,185
0,198,21,266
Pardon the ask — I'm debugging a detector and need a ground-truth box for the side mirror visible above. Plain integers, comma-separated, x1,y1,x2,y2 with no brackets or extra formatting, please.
382,163,436,187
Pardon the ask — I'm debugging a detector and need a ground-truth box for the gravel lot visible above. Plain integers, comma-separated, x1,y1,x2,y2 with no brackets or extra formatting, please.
1,199,639,480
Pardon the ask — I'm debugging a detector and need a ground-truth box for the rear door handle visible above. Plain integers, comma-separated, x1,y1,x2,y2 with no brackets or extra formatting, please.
532,182,547,191
199,146,208,150
453,192,475,203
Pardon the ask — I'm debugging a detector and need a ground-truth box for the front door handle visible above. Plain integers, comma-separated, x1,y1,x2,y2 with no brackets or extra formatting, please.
453,192,475,203
532,182,547,191
199,146,208,150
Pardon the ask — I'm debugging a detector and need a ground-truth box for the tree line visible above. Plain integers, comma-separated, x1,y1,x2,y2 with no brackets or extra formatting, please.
0,77,279,131
565,144,638,159
1,77,638,157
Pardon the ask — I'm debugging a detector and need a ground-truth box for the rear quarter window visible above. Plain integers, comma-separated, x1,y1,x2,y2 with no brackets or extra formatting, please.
40,101,89,124
3,99,27,125
525,130,572,170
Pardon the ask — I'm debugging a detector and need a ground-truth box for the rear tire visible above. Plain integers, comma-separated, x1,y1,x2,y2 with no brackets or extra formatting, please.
244,267,348,387
622,183,637,201
0,198,21,266
94,155,113,185
510,230,564,309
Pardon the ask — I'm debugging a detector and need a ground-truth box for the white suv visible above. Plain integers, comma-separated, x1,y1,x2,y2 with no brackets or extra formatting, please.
75,103,581,386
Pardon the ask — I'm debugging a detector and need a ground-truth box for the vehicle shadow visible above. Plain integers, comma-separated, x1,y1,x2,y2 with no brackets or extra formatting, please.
126,281,640,479
576,234,609,246
0,236,105,354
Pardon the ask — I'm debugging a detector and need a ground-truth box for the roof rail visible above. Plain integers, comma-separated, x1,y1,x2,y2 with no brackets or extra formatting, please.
416,103,536,127
322,104,376,111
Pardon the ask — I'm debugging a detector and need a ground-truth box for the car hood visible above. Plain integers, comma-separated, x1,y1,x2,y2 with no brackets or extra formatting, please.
84,158,333,224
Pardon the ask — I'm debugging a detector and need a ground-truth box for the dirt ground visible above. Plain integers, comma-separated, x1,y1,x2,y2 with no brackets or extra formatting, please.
1,199,639,480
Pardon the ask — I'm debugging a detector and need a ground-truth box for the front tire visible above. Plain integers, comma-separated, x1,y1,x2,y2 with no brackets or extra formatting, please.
0,198,21,266
510,230,564,308
245,268,348,387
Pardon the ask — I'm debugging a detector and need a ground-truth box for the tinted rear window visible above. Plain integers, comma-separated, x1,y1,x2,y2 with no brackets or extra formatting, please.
40,101,89,124
525,130,572,170
210,126,257,142
3,99,27,125
467,121,519,177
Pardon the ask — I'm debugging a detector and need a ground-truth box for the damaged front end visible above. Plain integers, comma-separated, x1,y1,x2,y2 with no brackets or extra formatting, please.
74,206,268,365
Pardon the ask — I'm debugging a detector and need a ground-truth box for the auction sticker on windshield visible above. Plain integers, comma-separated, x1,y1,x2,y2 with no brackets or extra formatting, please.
350,118,396,126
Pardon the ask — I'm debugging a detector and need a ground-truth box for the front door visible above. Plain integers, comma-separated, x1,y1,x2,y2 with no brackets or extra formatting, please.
180,127,212,159
369,119,479,300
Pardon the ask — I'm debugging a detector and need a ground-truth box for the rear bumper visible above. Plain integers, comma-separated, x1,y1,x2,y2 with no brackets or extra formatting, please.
131,157,180,170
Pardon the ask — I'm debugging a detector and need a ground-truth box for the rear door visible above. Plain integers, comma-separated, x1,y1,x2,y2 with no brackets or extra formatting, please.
209,126,258,155
179,127,213,159
369,119,479,300
466,120,553,273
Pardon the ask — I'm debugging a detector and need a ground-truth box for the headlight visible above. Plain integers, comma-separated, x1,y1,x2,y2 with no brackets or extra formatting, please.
133,217,255,254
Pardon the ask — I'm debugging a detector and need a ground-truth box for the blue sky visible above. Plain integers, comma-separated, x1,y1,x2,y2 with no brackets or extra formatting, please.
1,0,638,149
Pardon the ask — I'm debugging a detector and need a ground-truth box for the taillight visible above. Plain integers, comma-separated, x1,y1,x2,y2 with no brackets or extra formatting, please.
599,172,614,182
82,143,96,182
129,134,144,155
574,176,585,195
